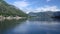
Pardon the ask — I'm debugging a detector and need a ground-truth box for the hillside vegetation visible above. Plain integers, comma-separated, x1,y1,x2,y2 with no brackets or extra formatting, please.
0,0,28,17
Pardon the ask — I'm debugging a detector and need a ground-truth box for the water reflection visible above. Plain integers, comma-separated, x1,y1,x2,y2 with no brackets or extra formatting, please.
0,19,27,34
1,18,60,34
13,20,60,34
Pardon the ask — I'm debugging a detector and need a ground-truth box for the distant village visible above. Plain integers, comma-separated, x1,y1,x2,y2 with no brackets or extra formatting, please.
0,15,26,21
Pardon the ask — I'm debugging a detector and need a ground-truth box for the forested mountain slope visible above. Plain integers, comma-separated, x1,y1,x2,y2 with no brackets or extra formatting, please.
0,0,28,17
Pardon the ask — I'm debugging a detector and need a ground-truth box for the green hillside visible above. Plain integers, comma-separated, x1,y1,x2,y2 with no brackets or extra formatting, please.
0,0,28,17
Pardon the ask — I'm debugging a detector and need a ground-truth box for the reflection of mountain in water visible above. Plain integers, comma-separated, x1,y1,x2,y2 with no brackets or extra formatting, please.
2,19,60,34
0,19,27,34
28,17,53,21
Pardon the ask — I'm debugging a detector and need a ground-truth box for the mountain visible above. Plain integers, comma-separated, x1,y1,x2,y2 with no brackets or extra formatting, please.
53,11,60,16
28,11,60,21
52,11,60,21
28,11,54,21
0,0,28,17
29,11,54,17
29,11,60,17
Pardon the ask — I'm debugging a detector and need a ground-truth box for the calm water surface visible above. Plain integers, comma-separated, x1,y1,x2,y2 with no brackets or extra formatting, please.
1,18,60,34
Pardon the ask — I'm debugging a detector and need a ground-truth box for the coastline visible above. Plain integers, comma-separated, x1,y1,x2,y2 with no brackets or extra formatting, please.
0,16,26,21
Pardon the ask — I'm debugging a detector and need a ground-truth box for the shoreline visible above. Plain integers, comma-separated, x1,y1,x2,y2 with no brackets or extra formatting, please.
0,16,26,21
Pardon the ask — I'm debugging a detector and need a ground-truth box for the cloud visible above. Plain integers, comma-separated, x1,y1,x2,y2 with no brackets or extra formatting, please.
13,1,30,8
35,6,60,12
46,0,51,2
12,0,60,13
21,7,35,14
12,0,32,13
12,0,37,13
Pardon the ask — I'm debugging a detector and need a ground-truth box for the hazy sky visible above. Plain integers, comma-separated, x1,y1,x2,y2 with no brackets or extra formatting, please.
5,0,60,13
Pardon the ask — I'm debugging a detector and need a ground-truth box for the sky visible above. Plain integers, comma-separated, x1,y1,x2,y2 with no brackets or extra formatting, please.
5,0,60,13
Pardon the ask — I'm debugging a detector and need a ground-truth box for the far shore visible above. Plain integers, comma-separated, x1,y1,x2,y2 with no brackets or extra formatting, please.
0,16,26,21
